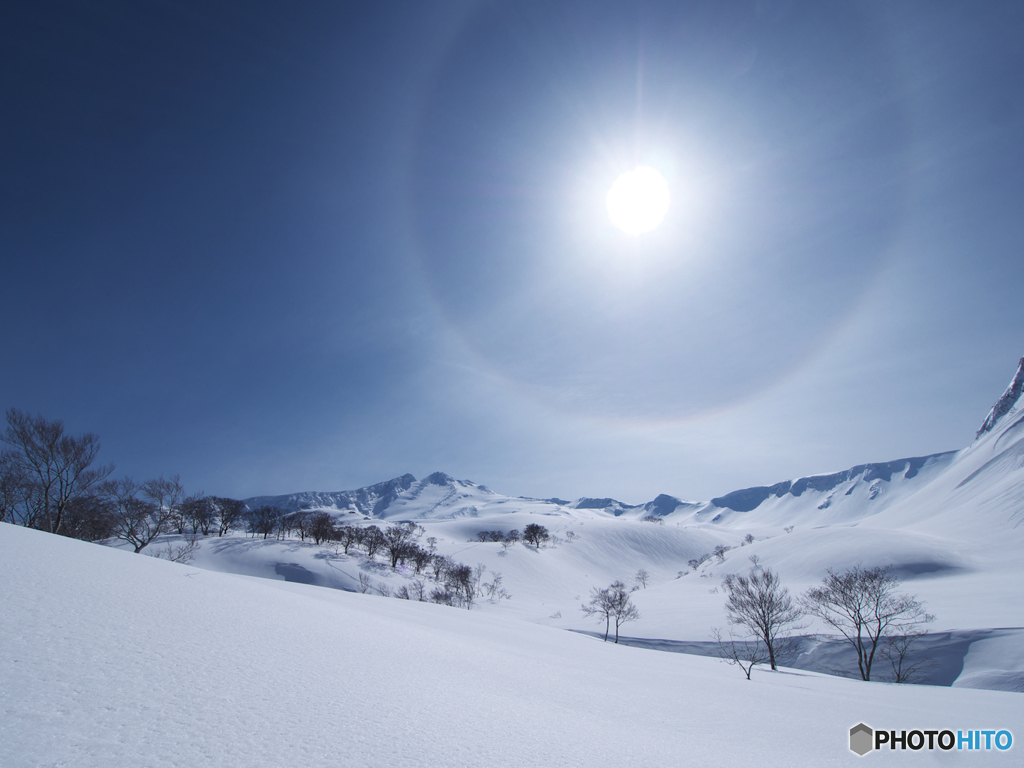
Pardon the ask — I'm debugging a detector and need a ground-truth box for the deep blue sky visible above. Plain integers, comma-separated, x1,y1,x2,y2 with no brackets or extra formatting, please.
3,0,1023,503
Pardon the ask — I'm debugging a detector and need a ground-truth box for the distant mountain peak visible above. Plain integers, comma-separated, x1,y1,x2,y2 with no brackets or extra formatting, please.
643,494,689,517
977,356,1024,438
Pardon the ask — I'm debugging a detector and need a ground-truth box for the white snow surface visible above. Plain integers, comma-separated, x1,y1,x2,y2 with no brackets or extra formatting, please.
3,522,1022,768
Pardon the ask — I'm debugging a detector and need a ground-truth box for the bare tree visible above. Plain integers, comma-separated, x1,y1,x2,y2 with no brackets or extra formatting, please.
246,505,280,540
383,523,419,568
308,511,336,545
582,581,641,643
151,534,199,564
883,627,932,684
609,582,641,643
169,502,188,535
143,475,185,520
103,476,182,553
408,544,432,574
0,452,26,524
482,572,510,602
181,494,215,536
582,585,615,641
286,511,312,541
410,579,427,601
722,560,803,671
360,525,385,559
275,510,296,540
357,571,373,593
430,554,451,582
445,563,476,609
502,529,521,551
523,523,550,548
60,492,117,541
336,524,360,555
688,554,710,571
213,497,245,536
713,627,770,680
1,408,114,534
635,568,650,589
802,564,934,681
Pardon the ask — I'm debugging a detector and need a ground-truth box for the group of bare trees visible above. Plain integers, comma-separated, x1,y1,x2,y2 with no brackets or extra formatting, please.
474,524,555,550
715,556,934,683
250,515,511,610
687,536,756,572
581,581,641,642
0,408,113,535
475,528,524,551
0,409,225,559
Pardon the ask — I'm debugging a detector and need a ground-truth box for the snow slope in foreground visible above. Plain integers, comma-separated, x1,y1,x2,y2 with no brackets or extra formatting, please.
2,523,1021,768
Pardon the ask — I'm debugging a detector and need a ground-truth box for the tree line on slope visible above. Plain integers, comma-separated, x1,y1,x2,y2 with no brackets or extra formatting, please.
0,408,273,557
473,523,554,549
0,408,193,551
0,409,507,610
249,512,512,608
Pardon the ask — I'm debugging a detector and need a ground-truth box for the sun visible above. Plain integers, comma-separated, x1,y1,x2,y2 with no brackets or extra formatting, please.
605,166,670,235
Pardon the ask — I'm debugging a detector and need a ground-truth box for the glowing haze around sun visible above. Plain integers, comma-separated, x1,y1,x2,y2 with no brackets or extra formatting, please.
605,165,671,235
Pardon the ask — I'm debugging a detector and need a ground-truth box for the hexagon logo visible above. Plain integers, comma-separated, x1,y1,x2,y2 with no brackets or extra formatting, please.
850,723,874,756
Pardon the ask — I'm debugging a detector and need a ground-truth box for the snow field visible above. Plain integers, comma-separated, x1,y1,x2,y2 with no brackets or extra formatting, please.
3,522,1022,768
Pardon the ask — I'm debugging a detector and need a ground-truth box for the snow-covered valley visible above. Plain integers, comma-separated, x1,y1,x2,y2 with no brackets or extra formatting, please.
4,360,1024,765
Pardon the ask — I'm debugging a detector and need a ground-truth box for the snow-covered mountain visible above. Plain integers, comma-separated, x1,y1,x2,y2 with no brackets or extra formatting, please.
245,359,1024,527
242,472,417,516
243,451,956,527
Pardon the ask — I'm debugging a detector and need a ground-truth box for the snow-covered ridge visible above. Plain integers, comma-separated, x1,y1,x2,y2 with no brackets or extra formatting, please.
976,355,1024,437
243,451,957,527
243,473,416,516
249,351,1024,523
708,452,956,514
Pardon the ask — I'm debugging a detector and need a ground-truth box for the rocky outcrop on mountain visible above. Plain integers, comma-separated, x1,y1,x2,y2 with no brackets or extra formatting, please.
977,356,1024,438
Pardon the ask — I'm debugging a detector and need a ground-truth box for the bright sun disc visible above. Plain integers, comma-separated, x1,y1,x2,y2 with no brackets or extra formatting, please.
606,166,670,235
